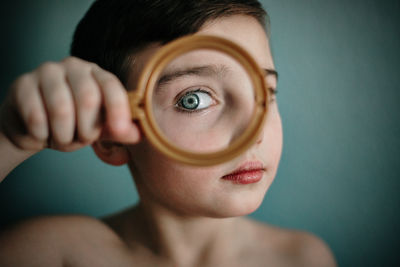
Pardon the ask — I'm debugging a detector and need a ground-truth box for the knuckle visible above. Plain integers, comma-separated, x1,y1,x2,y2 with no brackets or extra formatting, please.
14,135,44,151
12,74,35,102
79,129,100,144
51,126,74,146
53,138,70,147
88,62,99,69
77,131,90,143
53,103,72,120
14,73,33,89
39,61,62,74
109,100,126,114
63,56,80,65
62,56,85,67
77,83,100,109
102,79,127,107
14,86,29,107
49,94,73,119
28,108,46,127
81,93,100,110
102,76,121,90
63,56,88,69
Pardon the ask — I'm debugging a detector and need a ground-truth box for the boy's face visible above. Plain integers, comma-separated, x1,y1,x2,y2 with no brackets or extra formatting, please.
126,15,282,217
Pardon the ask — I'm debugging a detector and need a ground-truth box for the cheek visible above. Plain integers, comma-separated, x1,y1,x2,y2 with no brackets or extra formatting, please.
127,140,223,210
155,105,254,154
266,104,283,167
156,120,232,153
256,103,283,175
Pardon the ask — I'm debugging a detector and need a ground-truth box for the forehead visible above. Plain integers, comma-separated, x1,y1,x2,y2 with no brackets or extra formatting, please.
198,15,274,70
126,15,274,91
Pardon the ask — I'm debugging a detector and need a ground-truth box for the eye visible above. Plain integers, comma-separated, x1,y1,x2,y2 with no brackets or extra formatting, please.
268,87,278,102
176,89,214,112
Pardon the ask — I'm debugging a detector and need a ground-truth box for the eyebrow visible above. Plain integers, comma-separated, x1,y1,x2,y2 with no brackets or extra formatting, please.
156,65,279,89
157,64,230,87
263,68,279,81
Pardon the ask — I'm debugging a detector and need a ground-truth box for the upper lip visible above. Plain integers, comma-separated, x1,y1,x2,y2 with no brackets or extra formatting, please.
222,160,266,177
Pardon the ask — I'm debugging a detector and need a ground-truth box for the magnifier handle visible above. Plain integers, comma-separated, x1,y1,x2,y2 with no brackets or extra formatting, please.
127,91,144,120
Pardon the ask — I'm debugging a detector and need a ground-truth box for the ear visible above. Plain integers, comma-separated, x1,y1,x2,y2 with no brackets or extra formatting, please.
92,140,130,166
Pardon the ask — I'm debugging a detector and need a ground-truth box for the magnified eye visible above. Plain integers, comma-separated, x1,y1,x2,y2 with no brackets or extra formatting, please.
176,89,214,112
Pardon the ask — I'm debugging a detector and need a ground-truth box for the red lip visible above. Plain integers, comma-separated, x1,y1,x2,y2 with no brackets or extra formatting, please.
222,161,265,185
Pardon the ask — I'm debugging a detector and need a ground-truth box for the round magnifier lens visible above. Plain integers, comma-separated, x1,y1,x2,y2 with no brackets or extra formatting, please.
130,35,268,166
152,48,256,154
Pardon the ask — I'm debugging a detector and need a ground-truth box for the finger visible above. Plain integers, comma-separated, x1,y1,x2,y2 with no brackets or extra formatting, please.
12,73,49,141
91,66,140,143
64,58,102,143
1,102,46,151
99,118,141,143
38,62,75,146
48,139,86,152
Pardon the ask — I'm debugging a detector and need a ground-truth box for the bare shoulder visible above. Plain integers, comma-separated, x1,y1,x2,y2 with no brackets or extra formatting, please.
0,215,125,267
279,228,337,267
243,218,337,267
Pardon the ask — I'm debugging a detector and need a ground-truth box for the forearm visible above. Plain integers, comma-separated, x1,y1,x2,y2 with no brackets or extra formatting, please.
0,131,35,182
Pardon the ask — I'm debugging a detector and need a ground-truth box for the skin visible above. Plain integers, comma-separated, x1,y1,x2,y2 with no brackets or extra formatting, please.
0,15,337,267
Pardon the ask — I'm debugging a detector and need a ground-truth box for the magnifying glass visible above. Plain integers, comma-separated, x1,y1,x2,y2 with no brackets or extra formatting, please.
128,35,270,166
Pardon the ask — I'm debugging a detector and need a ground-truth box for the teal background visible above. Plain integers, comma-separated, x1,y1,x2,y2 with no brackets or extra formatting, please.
0,0,399,266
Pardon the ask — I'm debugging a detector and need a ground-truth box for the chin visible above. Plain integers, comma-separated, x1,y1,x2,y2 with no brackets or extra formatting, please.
212,179,272,218
204,194,265,218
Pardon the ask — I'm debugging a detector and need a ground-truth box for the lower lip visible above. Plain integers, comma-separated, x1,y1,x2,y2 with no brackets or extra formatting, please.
221,170,264,185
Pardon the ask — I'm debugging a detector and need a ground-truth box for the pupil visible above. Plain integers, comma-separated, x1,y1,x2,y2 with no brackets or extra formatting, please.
182,94,199,109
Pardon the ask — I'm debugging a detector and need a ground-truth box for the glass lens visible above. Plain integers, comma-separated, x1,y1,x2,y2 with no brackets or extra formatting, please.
150,48,256,154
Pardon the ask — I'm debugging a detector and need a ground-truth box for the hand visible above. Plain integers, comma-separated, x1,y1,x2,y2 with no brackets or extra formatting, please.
0,56,140,152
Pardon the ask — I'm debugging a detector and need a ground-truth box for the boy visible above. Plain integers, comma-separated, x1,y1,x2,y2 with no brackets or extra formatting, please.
0,0,336,266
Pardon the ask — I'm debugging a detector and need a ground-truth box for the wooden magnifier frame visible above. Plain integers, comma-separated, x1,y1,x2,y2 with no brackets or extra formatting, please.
128,35,269,166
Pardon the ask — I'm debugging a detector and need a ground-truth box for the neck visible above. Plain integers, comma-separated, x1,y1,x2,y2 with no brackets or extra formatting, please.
127,201,241,266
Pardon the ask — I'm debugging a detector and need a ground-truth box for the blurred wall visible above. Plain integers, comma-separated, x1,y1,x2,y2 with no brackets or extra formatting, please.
0,1,399,266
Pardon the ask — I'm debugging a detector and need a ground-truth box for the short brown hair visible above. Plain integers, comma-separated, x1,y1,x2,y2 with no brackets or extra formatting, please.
71,0,269,84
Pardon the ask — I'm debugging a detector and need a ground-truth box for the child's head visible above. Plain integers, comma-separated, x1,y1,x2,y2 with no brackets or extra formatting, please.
71,0,282,218
71,0,269,84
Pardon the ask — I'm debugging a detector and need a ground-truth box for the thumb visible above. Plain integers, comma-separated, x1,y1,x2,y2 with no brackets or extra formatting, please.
100,119,141,144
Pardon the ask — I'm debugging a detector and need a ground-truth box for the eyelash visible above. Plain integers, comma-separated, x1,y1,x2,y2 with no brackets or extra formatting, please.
173,86,277,115
269,88,278,102
174,88,213,114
